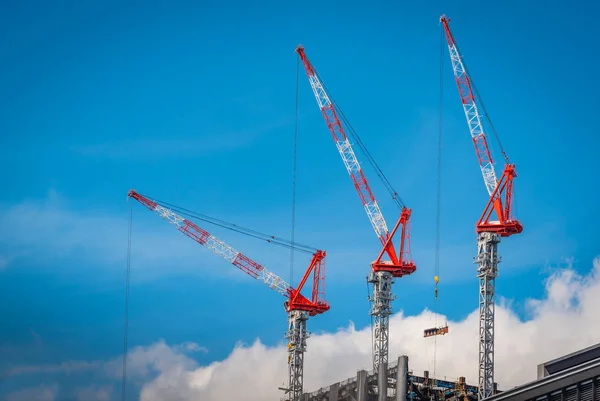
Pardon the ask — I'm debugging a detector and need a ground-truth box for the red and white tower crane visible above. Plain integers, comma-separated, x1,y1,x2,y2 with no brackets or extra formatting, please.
296,46,416,373
440,16,523,400
127,190,329,401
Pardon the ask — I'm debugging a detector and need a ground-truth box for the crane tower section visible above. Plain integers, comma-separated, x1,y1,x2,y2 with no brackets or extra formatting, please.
296,46,416,373
440,15,523,401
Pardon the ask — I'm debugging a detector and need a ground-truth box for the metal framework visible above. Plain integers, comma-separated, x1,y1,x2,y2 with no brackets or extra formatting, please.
127,190,329,401
286,310,309,400
440,15,523,401
296,46,416,373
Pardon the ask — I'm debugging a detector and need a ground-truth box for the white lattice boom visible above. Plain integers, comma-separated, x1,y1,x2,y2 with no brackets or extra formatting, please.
301,59,389,240
442,27,498,197
129,190,292,297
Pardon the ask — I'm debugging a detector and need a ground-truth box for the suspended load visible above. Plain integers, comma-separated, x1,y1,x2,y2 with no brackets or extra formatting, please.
423,325,449,338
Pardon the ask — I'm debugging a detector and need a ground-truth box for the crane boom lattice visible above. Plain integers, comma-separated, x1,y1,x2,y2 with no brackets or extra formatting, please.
298,55,388,240
128,189,292,296
440,20,497,197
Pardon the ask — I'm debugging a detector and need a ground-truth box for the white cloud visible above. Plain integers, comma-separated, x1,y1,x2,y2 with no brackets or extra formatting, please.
134,256,600,400
6,384,58,401
121,341,200,380
75,385,113,401
0,191,243,279
175,342,209,354
0,190,124,266
68,116,295,160
5,360,103,376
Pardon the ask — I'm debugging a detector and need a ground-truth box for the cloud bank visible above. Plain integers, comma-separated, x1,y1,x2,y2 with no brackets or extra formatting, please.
5,257,599,401
136,257,599,400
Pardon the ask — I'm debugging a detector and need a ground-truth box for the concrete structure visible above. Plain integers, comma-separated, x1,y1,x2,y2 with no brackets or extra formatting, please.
300,355,479,401
486,343,600,401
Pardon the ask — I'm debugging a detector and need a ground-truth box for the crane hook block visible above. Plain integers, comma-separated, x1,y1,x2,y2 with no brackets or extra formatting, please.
434,276,439,284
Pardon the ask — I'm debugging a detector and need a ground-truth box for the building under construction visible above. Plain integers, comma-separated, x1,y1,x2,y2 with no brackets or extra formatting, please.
297,355,480,401
299,343,600,401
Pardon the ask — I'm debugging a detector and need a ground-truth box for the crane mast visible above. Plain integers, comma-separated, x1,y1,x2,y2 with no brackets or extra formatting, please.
296,46,416,373
440,16,523,400
127,190,329,401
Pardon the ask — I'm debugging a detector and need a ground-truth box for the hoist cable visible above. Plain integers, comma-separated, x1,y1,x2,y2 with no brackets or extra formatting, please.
433,22,446,382
121,201,133,401
140,195,317,254
290,55,300,286
169,204,315,254
436,26,445,304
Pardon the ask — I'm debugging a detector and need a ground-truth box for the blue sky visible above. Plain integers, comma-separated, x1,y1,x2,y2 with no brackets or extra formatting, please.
1,0,599,399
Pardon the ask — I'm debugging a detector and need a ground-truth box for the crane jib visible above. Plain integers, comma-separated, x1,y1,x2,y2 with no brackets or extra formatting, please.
295,46,415,273
127,190,330,308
